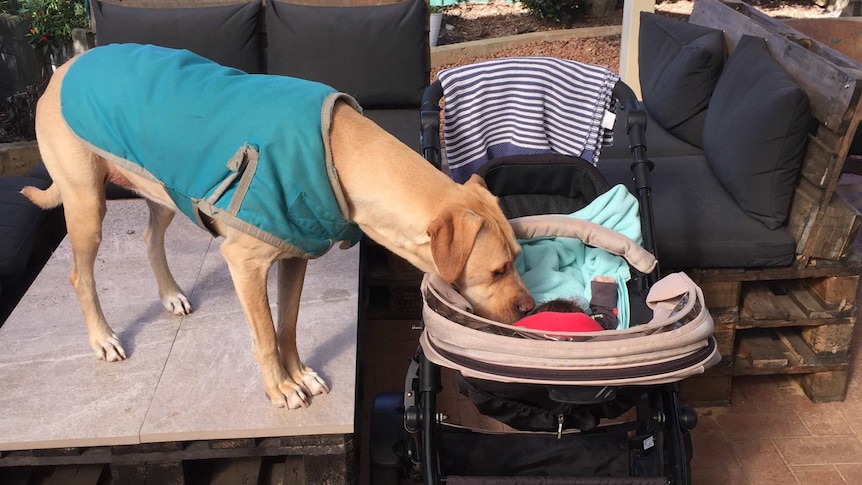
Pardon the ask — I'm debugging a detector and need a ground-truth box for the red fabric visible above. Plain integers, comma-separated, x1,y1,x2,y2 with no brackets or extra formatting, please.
514,311,604,333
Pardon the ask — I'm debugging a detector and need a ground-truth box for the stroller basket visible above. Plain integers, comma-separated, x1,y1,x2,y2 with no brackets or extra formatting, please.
420,250,720,386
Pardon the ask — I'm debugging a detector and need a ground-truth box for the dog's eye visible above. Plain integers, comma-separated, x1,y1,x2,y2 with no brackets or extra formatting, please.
492,267,507,278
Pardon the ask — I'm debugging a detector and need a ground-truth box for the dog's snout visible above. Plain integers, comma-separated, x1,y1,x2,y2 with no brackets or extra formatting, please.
517,295,535,315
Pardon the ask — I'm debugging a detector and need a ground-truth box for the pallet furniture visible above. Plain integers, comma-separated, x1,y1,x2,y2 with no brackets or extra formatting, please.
676,0,862,405
0,200,360,484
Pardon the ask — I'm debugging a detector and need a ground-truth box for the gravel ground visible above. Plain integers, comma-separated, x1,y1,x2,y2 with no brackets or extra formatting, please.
433,0,838,77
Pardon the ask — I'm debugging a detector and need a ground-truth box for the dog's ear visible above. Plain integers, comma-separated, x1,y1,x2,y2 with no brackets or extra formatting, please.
427,208,484,283
465,173,488,190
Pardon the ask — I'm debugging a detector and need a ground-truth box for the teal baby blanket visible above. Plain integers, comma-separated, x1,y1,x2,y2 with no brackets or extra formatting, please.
515,185,643,329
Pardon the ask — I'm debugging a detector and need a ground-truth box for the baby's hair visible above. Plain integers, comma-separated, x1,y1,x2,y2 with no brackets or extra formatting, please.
533,299,585,315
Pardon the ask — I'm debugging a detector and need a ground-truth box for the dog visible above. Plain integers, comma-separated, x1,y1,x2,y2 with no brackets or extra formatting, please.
23,44,535,409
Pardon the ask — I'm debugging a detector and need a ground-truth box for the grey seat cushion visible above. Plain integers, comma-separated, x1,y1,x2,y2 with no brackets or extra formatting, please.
364,109,422,154
600,110,703,160
637,12,725,148
598,155,796,269
92,0,263,73
0,177,50,277
266,0,428,109
703,35,811,230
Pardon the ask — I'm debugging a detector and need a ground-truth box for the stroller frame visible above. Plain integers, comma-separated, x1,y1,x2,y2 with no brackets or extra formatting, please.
370,72,700,485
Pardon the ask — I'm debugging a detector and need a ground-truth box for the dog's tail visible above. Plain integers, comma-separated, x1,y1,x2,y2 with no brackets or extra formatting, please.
21,183,62,209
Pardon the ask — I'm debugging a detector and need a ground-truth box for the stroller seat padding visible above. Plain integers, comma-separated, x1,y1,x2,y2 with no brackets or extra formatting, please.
510,214,657,275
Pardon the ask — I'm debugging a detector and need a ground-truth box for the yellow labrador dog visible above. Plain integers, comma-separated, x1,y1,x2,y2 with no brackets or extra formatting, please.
23,45,534,409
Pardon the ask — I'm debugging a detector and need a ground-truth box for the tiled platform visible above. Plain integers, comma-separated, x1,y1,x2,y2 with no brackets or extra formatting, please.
0,199,358,451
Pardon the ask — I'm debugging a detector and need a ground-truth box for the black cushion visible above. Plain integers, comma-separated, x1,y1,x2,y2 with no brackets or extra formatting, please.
0,177,50,277
599,155,796,269
364,109,422,153
600,110,703,160
266,0,428,109
703,35,811,230
638,12,725,148
93,0,263,73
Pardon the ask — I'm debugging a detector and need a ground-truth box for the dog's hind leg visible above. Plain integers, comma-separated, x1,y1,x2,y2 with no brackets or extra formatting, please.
53,155,125,361
64,191,127,361
219,231,312,408
144,199,191,315
276,257,329,397
32,63,126,361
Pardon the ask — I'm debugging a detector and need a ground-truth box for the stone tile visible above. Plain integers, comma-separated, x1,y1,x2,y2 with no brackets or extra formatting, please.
791,465,847,485
836,463,862,483
774,435,862,466
0,326,178,451
0,200,207,451
139,301,357,442
717,411,810,441
729,439,799,485
3,200,212,340
140,247,359,442
794,405,854,437
691,464,750,485
691,415,741,469
845,408,862,440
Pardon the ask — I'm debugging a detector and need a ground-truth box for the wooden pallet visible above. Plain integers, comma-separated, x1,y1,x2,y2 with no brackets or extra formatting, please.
361,240,424,320
0,435,354,485
680,249,861,405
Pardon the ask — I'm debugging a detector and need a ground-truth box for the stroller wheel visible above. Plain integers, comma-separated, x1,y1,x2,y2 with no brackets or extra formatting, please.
679,406,698,430
370,392,408,474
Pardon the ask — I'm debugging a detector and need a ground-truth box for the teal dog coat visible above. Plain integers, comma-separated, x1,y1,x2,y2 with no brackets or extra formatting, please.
61,44,363,258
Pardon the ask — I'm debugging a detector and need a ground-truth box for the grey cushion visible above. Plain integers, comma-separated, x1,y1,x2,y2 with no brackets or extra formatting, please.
266,0,428,109
599,155,796,269
638,12,725,148
93,0,262,73
600,110,703,160
0,177,50,277
703,35,811,230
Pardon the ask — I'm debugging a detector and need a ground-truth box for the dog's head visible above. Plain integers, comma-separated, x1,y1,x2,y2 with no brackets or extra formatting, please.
426,175,534,323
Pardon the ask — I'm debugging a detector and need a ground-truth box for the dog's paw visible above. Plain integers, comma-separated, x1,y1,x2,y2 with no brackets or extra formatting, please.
92,333,127,362
267,381,309,409
299,369,329,396
162,293,192,316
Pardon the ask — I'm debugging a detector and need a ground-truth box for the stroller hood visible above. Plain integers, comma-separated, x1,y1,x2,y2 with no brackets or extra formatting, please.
420,271,720,386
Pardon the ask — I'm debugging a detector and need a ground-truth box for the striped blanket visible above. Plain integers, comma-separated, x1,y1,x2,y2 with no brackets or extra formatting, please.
437,57,620,183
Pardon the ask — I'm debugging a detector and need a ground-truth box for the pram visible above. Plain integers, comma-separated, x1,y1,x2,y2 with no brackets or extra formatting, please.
370,57,720,485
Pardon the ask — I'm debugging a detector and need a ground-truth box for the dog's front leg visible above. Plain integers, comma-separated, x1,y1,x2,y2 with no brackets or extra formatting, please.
220,235,309,408
144,199,191,315
277,258,329,397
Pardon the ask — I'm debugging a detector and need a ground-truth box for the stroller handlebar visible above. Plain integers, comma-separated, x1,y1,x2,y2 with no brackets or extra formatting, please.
420,80,444,170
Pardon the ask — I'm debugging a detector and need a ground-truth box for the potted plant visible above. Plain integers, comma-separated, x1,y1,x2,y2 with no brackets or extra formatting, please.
17,0,89,72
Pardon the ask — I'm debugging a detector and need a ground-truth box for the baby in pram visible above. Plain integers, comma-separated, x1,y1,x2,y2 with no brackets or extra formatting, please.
515,276,619,336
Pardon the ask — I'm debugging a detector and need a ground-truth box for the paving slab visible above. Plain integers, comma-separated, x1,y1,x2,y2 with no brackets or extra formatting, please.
0,199,358,451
